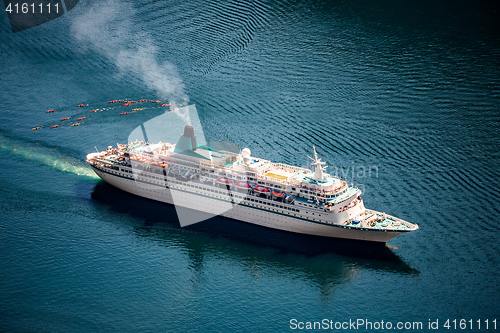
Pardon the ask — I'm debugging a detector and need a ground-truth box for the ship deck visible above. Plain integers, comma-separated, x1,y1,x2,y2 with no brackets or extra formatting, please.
344,210,416,231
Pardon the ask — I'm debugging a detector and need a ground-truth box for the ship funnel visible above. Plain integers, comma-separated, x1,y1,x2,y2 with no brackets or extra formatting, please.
175,125,197,152
183,125,197,150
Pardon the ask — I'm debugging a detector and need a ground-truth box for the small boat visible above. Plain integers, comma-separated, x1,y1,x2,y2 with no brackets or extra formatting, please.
121,103,131,106
138,99,148,102
60,117,70,121
32,126,42,130
235,182,252,189
50,125,60,128
217,177,233,185
77,117,86,121
90,109,98,112
76,104,88,107
108,100,118,103
161,104,170,107
120,112,130,115
132,108,142,111
272,191,285,198
151,100,161,103
254,186,270,193
70,123,81,127
45,110,56,113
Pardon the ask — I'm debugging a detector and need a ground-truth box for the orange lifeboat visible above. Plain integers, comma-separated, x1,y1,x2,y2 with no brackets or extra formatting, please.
60,117,70,121
120,112,130,115
254,186,270,193
272,191,285,198
45,109,56,113
235,182,251,189
77,117,86,121
76,104,88,107
50,125,60,129
217,177,233,185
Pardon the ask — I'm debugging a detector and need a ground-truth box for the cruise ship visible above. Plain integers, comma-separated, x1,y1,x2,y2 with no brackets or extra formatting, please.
87,125,418,243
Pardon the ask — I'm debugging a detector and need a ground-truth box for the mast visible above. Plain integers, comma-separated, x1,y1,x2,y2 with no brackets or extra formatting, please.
308,146,327,182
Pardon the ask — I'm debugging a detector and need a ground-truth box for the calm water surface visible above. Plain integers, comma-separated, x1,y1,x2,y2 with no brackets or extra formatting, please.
0,0,499,332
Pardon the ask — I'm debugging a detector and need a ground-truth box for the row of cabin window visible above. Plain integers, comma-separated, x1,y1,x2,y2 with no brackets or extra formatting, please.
169,181,300,212
114,172,303,215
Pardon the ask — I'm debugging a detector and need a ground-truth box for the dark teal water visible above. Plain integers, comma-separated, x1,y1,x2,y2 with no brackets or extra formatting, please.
1,0,499,332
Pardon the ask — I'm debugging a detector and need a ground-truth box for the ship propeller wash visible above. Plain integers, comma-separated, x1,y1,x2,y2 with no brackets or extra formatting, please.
87,125,418,243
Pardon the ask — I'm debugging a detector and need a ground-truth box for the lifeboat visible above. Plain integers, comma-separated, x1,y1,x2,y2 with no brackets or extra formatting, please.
70,123,81,127
138,99,148,102
121,103,132,106
77,117,86,121
45,110,56,113
217,177,233,185
60,117,70,121
161,104,170,107
235,182,251,189
108,100,118,103
90,109,98,112
32,126,41,130
254,186,270,193
76,104,88,107
132,108,142,111
120,112,130,115
50,125,60,128
151,100,161,103
272,191,285,198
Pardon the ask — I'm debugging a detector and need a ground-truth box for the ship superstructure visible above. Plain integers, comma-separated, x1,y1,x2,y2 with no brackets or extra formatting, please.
87,126,418,243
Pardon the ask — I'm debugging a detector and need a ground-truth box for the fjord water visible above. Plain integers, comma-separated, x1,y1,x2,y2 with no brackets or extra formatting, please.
1,0,499,331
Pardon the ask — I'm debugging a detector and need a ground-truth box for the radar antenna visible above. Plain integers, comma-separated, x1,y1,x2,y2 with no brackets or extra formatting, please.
308,146,327,182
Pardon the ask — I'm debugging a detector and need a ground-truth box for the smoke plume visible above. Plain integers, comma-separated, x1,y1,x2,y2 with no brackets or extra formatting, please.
71,0,188,106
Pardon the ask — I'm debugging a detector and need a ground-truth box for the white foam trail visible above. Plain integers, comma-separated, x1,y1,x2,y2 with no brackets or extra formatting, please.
0,134,99,179
71,0,189,106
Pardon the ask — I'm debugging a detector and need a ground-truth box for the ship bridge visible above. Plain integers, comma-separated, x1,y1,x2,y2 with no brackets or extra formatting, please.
291,172,339,191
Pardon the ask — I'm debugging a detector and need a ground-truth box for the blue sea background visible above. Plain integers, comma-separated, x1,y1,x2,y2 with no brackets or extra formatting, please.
0,0,499,332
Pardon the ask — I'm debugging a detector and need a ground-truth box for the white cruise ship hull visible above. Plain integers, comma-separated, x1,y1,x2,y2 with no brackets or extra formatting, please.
91,165,407,243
